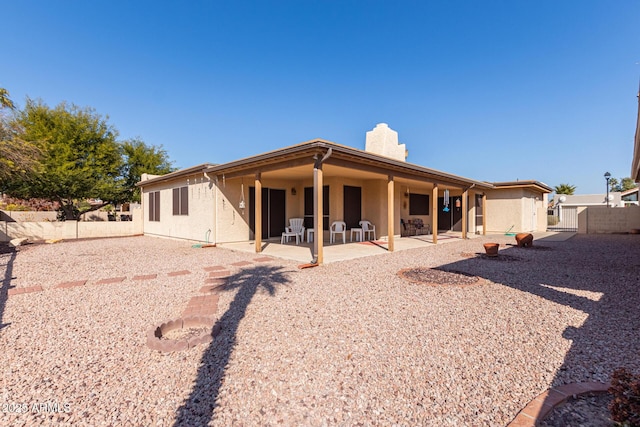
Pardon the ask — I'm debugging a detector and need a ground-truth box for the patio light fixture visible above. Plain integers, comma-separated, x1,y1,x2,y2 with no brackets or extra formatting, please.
604,171,611,207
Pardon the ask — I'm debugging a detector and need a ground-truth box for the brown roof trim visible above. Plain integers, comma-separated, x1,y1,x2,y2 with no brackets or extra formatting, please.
491,180,553,193
136,163,215,187
203,140,494,189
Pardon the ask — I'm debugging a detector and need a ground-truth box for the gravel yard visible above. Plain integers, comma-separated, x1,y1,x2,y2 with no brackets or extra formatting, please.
1,234,639,426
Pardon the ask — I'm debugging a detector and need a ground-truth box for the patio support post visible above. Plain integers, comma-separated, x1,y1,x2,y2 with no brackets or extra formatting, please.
254,172,262,253
462,188,468,239
432,184,438,244
482,193,487,235
387,175,394,252
311,149,332,264
313,157,324,264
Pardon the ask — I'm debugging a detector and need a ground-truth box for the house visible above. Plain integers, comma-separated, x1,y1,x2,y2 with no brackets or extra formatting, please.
551,192,623,209
621,187,639,206
137,124,550,264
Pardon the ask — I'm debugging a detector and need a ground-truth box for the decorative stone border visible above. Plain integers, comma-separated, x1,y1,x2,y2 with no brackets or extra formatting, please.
507,381,611,427
7,285,43,296
146,316,221,353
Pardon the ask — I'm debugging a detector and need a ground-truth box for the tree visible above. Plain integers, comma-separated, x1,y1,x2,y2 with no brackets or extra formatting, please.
5,98,124,220
0,88,42,183
554,183,576,195
0,88,16,110
120,138,175,203
610,177,638,192
620,177,638,192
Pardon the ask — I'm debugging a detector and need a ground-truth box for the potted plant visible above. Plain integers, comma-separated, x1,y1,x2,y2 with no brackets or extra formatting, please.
483,243,499,257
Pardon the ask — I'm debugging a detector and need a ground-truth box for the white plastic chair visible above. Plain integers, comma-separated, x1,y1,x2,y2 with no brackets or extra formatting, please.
359,220,376,241
330,221,346,244
286,218,305,243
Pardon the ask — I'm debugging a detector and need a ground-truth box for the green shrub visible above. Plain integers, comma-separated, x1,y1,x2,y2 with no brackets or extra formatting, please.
547,215,559,226
4,203,29,211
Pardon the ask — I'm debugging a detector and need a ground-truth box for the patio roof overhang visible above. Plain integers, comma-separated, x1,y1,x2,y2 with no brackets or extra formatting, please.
491,180,553,193
201,140,494,190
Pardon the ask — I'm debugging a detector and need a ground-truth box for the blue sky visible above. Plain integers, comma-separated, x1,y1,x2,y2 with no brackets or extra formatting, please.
3,1,639,195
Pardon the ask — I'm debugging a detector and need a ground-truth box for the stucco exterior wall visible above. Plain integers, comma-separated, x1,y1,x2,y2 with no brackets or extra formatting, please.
485,188,524,233
485,188,547,233
215,178,248,243
142,173,215,243
139,170,545,243
362,180,386,236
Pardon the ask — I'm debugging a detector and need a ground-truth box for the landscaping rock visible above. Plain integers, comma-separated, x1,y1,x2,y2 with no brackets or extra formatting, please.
9,237,29,247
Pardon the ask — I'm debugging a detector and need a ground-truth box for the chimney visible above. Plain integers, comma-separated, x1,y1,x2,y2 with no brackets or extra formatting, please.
365,123,407,161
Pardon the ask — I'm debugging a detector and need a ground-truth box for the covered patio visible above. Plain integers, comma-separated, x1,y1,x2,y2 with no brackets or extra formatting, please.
205,140,493,265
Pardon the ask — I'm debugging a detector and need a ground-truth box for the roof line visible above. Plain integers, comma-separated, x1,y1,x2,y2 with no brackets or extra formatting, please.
201,140,494,189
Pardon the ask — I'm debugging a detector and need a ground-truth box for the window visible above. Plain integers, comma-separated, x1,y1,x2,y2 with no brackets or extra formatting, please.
409,193,429,215
173,186,189,215
149,191,160,222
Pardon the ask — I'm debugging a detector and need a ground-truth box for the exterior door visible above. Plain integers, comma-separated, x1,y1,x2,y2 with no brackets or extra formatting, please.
304,186,330,229
343,186,362,229
269,189,286,237
438,197,463,231
249,187,286,238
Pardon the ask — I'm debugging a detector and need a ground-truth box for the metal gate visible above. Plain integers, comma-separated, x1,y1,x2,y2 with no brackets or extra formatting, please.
548,206,578,231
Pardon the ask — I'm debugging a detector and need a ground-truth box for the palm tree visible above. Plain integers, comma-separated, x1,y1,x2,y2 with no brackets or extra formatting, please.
554,183,577,195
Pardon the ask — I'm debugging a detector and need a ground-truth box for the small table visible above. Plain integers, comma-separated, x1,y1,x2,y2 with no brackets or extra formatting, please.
350,228,363,242
281,231,300,245
307,229,315,243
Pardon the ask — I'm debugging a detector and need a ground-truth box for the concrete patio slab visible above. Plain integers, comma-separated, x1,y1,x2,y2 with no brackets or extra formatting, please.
217,231,482,264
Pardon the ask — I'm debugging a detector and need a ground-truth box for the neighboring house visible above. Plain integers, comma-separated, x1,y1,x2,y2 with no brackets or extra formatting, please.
137,124,550,263
621,187,639,206
551,193,623,209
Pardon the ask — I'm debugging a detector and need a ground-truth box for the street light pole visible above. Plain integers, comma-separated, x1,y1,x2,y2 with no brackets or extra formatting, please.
604,172,611,207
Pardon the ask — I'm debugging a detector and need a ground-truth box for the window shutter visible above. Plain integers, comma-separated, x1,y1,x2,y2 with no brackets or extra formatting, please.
155,191,161,221
181,186,189,215
173,188,180,215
